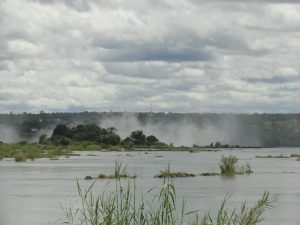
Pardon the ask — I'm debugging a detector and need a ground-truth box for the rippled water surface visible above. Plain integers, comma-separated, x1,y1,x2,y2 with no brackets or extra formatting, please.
1,148,300,225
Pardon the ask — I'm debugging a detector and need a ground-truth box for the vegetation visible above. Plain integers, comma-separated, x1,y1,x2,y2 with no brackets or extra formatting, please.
85,161,136,180
220,155,252,176
63,177,273,225
50,124,122,146
256,154,300,161
14,154,26,162
44,124,171,150
256,155,290,159
0,123,175,162
207,142,241,148
4,111,300,147
154,170,196,178
290,154,300,160
201,192,273,225
0,142,73,162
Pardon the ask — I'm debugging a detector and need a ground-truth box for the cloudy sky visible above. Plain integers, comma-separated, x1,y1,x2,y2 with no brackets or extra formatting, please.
1,0,300,113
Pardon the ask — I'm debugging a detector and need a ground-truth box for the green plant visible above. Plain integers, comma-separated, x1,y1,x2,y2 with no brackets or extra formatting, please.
220,155,252,176
219,155,238,176
62,179,273,225
201,192,273,225
154,167,196,178
14,154,26,162
96,161,136,179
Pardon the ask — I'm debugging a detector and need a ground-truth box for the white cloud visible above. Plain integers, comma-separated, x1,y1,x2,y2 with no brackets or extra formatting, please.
1,0,300,113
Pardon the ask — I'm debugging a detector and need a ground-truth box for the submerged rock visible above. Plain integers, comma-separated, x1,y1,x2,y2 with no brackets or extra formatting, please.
85,176,93,180
200,172,220,176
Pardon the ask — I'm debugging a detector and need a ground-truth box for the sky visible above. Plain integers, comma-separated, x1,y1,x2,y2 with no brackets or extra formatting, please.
1,0,300,113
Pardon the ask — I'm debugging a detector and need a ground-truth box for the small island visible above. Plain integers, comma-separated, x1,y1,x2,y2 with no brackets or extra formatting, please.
0,123,240,162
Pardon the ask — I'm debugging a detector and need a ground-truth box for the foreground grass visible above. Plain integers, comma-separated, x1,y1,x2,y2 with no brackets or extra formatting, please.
63,178,273,225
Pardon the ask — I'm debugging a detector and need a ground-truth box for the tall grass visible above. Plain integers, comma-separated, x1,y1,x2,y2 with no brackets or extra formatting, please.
219,155,238,176
62,177,272,225
200,192,272,225
220,155,252,176
97,161,136,179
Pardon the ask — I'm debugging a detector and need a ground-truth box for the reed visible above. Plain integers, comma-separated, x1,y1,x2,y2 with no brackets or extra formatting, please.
220,155,252,176
97,161,136,179
63,169,272,225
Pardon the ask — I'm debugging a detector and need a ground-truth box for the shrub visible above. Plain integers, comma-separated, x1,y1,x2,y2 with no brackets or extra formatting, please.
18,140,28,145
220,155,252,176
84,144,101,151
14,154,26,162
220,155,238,176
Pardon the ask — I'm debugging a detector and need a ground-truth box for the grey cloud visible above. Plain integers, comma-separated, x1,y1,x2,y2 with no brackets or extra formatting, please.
208,0,300,3
103,62,175,80
32,0,91,12
245,76,300,84
1,0,300,113
96,46,214,62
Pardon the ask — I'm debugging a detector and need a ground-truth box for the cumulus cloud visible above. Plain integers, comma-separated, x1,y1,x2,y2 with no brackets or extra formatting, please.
0,0,300,113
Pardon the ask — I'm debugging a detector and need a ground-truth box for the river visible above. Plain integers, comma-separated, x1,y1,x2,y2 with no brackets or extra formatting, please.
0,148,300,225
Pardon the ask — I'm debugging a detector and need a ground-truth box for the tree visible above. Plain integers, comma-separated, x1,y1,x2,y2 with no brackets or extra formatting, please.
146,135,159,144
102,133,121,145
71,124,104,142
52,124,71,138
121,137,134,149
130,130,146,145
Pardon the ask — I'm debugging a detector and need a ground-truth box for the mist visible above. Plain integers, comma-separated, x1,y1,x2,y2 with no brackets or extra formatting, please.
0,112,262,146
29,127,56,143
98,113,261,147
0,124,19,143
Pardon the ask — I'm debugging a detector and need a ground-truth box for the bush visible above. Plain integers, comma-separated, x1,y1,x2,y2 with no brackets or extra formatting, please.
121,137,134,149
84,144,102,151
220,155,252,176
146,135,159,144
220,155,238,176
52,136,72,146
102,133,121,145
14,154,26,162
18,140,28,145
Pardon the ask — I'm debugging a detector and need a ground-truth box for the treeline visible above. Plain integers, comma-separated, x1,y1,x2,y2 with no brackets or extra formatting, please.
39,123,167,149
1,111,300,147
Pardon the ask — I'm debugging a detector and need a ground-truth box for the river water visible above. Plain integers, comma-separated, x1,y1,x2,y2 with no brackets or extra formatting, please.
0,148,300,225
